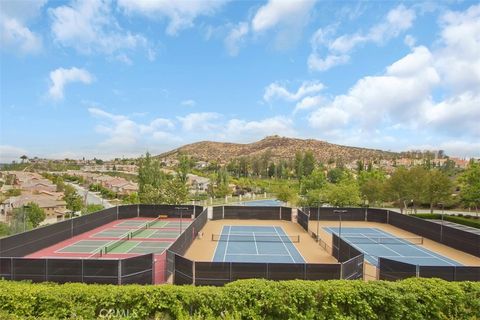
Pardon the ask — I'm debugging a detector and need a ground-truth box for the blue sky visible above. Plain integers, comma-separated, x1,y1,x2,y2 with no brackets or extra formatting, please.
1,0,479,162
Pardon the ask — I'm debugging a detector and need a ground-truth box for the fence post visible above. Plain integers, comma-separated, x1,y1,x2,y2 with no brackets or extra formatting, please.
137,204,140,217
116,205,119,220
192,261,196,286
45,259,48,282
118,260,122,285
222,206,225,219
340,262,344,279
416,265,419,278
279,206,282,220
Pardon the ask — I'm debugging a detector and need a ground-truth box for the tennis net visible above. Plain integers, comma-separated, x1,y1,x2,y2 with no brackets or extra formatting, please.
130,221,150,238
211,233,300,243
104,234,130,254
342,236,423,245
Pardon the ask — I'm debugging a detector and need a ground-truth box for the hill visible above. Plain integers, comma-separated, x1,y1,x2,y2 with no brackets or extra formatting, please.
157,136,399,163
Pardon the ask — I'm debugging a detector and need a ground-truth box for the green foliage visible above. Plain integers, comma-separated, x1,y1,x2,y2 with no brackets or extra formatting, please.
357,170,387,206
275,184,297,204
122,192,140,204
89,183,116,199
412,214,480,229
300,168,326,195
324,178,361,207
0,222,10,237
81,204,105,215
177,154,192,184
13,202,46,229
459,162,480,210
5,189,21,197
138,153,189,204
327,168,344,184
424,170,453,213
63,185,84,212
0,279,478,319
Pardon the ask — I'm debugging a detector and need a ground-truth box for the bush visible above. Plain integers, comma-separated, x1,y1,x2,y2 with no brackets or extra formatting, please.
411,214,480,229
0,278,479,319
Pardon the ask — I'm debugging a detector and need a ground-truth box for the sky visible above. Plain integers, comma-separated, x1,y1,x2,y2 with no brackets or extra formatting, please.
1,0,479,162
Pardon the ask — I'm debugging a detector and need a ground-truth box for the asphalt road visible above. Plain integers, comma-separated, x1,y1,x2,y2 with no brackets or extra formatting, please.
66,182,113,208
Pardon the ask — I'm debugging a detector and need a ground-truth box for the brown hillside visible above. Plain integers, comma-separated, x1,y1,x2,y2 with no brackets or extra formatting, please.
157,136,399,163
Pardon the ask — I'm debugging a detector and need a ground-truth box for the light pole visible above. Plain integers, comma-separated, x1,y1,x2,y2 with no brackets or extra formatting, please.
22,205,31,232
334,209,347,259
438,202,444,242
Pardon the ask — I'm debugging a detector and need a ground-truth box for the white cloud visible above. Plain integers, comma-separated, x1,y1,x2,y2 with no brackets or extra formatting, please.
50,0,151,57
48,67,94,101
263,81,324,103
0,145,28,163
0,0,46,54
117,0,227,36
404,34,416,47
222,116,296,142
225,22,249,56
309,5,416,71
177,112,222,132
308,46,439,131
181,99,196,107
251,0,316,33
294,95,322,114
89,107,176,147
305,4,480,148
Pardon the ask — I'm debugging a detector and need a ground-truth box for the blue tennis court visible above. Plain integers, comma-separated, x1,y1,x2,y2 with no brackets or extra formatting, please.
324,227,462,267
212,226,305,263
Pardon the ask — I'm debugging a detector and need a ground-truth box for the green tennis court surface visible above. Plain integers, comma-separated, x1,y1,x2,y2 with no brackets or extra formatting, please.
105,241,171,254
56,240,111,253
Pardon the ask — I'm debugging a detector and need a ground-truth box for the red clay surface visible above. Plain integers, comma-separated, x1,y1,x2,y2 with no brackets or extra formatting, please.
25,217,192,284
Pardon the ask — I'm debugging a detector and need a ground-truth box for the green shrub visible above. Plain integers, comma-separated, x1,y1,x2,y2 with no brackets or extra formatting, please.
411,214,480,229
0,278,479,319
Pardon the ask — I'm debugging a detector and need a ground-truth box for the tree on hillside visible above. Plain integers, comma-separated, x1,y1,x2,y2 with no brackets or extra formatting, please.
324,179,361,207
275,185,297,205
138,152,189,204
20,155,28,163
63,184,84,212
300,169,326,195
327,168,344,184
406,166,428,213
177,154,191,184
459,162,480,212
303,151,316,177
384,167,410,213
424,169,453,213
294,152,304,179
358,170,387,206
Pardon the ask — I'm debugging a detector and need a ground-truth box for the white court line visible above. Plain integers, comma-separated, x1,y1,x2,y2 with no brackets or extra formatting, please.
225,253,292,256
223,226,231,262
274,226,295,263
357,232,403,257
212,225,224,260
374,228,458,266
252,232,259,254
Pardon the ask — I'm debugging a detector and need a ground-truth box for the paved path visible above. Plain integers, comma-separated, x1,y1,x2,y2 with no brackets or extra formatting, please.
386,207,480,217
66,182,113,208
428,219,480,235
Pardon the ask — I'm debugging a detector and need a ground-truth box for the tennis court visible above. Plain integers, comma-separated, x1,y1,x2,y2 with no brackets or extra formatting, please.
324,227,462,266
212,226,305,263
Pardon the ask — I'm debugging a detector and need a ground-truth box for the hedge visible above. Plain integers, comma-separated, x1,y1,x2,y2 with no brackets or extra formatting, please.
411,214,480,229
0,278,479,319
